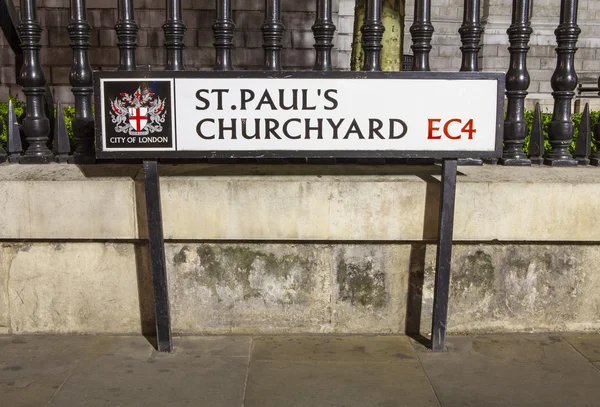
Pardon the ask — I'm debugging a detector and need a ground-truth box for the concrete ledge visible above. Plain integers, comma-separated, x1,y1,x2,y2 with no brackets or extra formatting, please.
2,242,599,335
0,163,599,241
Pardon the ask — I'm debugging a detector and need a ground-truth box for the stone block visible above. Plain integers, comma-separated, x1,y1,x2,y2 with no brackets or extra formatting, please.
234,10,263,30
6,243,149,333
184,47,214,69
87,9,118,29
39,47,71,66
282,12,315,31
98,28,117,47
339,0,355,16
47,28,70,47
37,9,70,28
0,66,17,85
50,67,71,85
331,245,409,333
50,85,75,104
167,243,333,334
336,15,354,34
231,48,262,68
282,48,315,68
0,248,7,329
181,0,213,9
417,245,600,333
89,47,120,69
336,33,352,52
0,165,139,239
291,30,315,50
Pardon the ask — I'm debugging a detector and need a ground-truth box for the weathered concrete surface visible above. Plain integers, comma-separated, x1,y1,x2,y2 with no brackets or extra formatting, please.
0,164,140,239
48,336,251,407
5,243,152,334
562,334,600,362
418,245,600,333
416,334,600,407
331,245,408,333
167,243,333,334
1,163,600,241
0,335,96,407
246,336,439,407
4,334,600,407
0,248,8,331
2,242,600,334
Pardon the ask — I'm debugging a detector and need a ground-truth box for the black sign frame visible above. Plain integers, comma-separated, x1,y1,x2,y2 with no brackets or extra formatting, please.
94,70,505,161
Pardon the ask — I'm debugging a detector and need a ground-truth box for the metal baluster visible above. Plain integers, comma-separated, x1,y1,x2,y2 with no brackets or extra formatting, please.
18,0,53,163
53,101,71,163
115,0,138,71
544,0,580,166
500,0,532,165
362,0,384,71
574,103,590,165
68,0,94,163
0,114,5,163
261,0,284,70
459,0,482,72
410,0,433,71
457,0,484,165
528,102,544,164
313,0,336,71
163,0,186,71
7,100,23,163
590,77,600,166
214,0,235,71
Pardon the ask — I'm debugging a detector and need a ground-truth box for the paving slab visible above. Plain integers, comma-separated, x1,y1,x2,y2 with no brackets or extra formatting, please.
48,336,252,407
245,336,439,407
0,335,96,407
562,333,600,362
416,334,600,407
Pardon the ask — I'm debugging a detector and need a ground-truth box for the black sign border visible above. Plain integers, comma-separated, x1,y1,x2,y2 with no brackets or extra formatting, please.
94,70,505,160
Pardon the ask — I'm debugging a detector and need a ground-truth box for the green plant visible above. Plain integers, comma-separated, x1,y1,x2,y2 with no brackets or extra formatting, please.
61,104,76,147
0,96,25,148
522,108,598,155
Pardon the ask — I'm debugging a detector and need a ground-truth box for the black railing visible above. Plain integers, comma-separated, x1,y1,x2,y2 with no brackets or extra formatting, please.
0,0,597,166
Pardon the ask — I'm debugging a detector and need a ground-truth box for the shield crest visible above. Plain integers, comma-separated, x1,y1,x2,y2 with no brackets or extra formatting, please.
128,107,148,131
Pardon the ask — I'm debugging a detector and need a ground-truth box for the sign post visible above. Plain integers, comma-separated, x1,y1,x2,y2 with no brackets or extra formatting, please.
95,71,504,352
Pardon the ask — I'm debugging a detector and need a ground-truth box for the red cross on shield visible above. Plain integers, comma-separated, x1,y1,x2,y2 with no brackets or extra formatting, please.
128,107,148,131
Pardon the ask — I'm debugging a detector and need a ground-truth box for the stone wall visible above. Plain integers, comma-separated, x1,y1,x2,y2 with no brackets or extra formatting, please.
1,0,599,107
0,164,600,335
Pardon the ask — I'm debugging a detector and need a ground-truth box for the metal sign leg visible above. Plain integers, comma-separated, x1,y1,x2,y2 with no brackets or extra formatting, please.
431,158,458,352
143,160,173,352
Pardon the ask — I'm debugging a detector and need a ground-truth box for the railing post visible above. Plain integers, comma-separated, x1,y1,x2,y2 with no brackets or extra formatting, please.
313,0,336,71
459,0,482,72
18,0,53,164
590,76,600,166
500,0,532,165
163,0,186,71
68,0,95,163
361,0,384,71
410,0,433,71
261,0,284,71
528,102,544,164
0,115,5,163
544,0,579,166
7,100,23,163
115,0,138,71
214,0,235,71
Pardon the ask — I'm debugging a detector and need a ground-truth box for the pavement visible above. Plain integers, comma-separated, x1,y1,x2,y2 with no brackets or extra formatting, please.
1,333,599,407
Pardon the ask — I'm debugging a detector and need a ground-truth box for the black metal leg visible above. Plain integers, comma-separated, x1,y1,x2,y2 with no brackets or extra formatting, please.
143,160,172,353
431,158,458,352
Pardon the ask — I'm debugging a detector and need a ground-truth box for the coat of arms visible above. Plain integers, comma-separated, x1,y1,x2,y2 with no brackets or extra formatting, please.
110,86,167,135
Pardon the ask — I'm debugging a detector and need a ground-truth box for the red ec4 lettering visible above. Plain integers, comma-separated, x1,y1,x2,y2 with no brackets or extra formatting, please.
427,118,476,140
